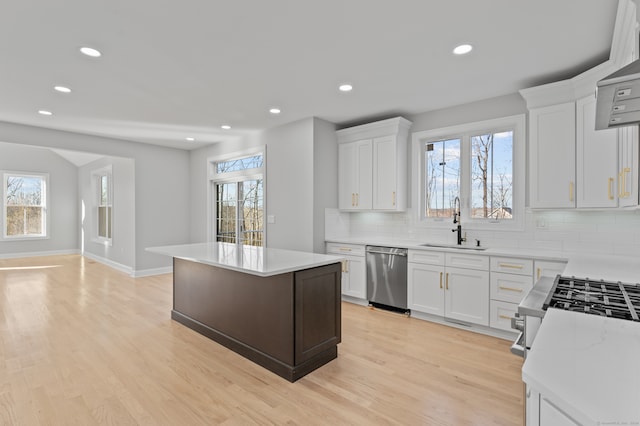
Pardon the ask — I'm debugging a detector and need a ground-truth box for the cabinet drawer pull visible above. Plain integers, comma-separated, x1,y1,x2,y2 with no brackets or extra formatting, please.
498,263,524,270
499,286,523,293
499,314,512,320
339,247,352,252
439,272,443,289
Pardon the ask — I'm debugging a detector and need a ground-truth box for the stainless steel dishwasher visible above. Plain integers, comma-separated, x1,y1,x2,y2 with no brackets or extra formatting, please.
366,246,408,313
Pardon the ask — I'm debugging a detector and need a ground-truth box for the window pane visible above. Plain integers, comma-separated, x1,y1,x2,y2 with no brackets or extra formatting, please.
100,175,108,205
239,179,263,247
5,175,45,237
216,182,237,243
471,131,513,219
216,155,263,174
98,206,112,238
424,139,461,218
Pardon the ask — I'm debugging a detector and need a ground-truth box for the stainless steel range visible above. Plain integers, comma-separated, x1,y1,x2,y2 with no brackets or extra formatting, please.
511,275,640,357
543,276,640,320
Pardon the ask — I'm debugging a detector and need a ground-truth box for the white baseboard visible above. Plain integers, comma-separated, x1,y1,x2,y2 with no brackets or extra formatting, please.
131,266,173,278
0,249,80,259
82,251,134,276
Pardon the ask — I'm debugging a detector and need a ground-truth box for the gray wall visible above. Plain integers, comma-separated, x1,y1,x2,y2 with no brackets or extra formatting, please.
0,141,78,256
78,156,136,270
312,117,338,253
0,121,190,273
188,117,337,253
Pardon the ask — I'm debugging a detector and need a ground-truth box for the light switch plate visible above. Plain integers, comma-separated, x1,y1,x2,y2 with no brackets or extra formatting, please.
267,215,275,224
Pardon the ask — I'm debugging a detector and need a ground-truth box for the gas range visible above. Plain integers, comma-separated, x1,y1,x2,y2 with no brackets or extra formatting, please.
543,275,640,321
511,274,640,358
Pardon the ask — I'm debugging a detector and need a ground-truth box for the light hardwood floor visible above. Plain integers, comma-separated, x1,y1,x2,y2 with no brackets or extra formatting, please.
0,255,523,425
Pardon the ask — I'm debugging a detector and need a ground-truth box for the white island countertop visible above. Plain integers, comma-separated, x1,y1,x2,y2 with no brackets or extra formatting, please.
522,308,640,426
147,242,344,277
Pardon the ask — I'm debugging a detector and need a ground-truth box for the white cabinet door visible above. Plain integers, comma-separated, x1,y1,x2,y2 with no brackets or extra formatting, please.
373,135,398,210
408,263,445,316
338,142,357,210
338,140,372,210
618,124,639,208
445,267,490,326
576,95,619,208
540,397,580,425
343,255,366,299
529,102,576,208
533,260,567,282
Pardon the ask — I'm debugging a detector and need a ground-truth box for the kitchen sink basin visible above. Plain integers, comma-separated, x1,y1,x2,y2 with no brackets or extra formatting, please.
419,243,487,251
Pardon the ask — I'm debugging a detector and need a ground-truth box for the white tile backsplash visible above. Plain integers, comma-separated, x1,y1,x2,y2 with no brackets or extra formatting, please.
325,208,640,256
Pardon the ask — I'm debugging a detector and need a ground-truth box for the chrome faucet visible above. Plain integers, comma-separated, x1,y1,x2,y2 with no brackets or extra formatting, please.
452,196,465,245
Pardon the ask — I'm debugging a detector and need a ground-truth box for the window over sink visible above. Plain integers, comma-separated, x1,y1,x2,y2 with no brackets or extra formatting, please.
413,115,525,230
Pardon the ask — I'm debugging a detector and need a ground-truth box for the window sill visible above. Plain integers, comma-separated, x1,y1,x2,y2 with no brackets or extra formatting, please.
1,235,49,241
92,238,113,247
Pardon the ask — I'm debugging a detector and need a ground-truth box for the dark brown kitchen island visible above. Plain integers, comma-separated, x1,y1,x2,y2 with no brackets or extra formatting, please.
147,243,343,382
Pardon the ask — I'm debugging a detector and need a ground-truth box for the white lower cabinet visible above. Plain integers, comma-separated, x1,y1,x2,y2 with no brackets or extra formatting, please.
408,250,489,326
489,257,533,331
527,387,581,426
326,243,366,299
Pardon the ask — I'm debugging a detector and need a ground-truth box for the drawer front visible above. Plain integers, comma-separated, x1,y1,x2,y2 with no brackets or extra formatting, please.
408,249,445,266
490,272,533,303
490,257,533,276
445,252,489,270
490,300,518,331
325,243,365,257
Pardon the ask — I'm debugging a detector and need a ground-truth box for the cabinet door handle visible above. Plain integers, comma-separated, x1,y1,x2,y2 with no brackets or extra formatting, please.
344,260,349,273
445,273,449,290
499,286,523,293
439,272,443,289
569,181,574,202
356,193,359,206
392,191,396,207
341,260,346,273
608,177,614,200
498,263,523,270
351,193,355,207
537,268,541,280
623,167,631,197
619,171,624,198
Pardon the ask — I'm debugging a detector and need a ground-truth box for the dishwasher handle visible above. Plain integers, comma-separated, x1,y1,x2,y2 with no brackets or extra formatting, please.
366,249,407,256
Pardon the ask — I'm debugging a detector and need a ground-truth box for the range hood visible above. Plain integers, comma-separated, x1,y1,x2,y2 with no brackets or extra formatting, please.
596,59,640,129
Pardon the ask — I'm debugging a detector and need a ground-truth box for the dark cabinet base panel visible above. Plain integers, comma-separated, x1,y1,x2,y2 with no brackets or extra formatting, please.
171,310,337,382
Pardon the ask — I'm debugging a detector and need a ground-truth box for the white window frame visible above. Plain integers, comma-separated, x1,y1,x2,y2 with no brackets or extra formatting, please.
207,147,266,245
92,166,113,245
411,114,525,231
1,171,49,240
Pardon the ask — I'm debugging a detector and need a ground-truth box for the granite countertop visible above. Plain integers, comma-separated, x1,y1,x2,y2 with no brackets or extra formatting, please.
522,308,640,426
147,242,344,277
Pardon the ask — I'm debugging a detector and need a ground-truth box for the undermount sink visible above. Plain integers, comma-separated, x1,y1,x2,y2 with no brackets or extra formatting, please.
420,243,487,251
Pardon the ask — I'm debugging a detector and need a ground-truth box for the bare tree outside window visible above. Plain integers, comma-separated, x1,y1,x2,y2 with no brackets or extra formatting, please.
471,131,513,219
214,154,264,247
4,174,46,237
424,139,461,218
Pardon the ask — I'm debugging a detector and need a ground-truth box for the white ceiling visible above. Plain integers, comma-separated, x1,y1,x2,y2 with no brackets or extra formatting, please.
0,1,619,150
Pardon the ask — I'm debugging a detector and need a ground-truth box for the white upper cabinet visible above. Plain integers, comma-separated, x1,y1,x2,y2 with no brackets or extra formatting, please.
338,140,372,210
529,102,576,209
576,95,619,208
337,117,411,212
618,125,639,207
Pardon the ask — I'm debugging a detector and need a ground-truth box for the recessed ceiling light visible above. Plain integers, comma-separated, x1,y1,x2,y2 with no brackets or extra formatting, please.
339,84,353,92
54,86,71,93
221,125,231,130
38,110,53,116
269,108,281,114
185,137,195,141
453,44,473,55
80,47,101,57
